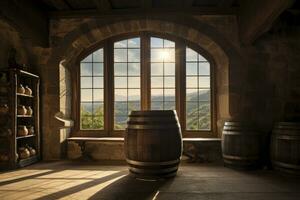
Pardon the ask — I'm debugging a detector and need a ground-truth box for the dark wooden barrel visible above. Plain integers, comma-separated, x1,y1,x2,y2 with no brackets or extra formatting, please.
271,122,300,174
222,121,263,170
125,110,182,178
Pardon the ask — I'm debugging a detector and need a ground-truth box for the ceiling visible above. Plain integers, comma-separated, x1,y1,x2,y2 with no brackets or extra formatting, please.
38,0,239,12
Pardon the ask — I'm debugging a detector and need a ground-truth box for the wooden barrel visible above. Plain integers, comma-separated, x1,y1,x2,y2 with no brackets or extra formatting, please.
222,121,263,170
271,122,300,174
125,110,182,178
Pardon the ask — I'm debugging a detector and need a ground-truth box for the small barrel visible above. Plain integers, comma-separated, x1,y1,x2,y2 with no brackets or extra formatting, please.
222,121,263,170
271,122,300,174
125,110,182,178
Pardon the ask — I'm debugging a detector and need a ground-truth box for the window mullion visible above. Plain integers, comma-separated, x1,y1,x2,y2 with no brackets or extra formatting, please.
105,40,114,134
176,41,185,131
141,33,150,110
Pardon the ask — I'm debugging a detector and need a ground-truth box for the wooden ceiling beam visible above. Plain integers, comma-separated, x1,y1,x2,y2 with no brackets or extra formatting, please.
49,7,237,19
0,0,49,47
43,0,71,10
183,0,194,8
218,0,235,7
239,0,295,45
141,0,152,9
92,0,111,11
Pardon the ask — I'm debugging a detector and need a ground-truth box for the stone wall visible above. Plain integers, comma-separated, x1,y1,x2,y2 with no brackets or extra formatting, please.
0,20,29,70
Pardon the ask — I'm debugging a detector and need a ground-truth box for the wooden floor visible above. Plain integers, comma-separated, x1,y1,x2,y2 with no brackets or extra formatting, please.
0,160,300,200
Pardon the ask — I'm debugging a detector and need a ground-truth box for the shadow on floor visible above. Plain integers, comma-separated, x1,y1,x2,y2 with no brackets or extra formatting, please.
88,175,174,200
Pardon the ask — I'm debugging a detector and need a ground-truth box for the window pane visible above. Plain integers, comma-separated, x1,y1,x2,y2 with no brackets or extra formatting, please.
164,77,175,88
186,77,198,88
151,77,163,88
186,89,198,101
186,102,198,117
128,77,140,88
115,63,127,76
164,101,175,110
151,89,163,101
199,77,210,88
164,49,175,62
114,49,127,62
115,102,128,115
199,63,210,75
81,63,92,76
93,63,103,76
186,63,197,75
199,101,210,113
128,101,140,111
115,89,127,101
81,77,92,88
81,103,92,116
151,101,163,110
93,103,104,115
151,63,163,75
81,89,92,102
93,77,103,88
81,116,93,129
93,49,103,62
128,38,140,48
114,116,128,130
186,47,211,131
128,89,140,101
151,37,163,48
151,49,163,62
186,48,198,61
164,89,175,101
186,115,199,130
199,89,210,101
164,63,175,75
128,49,140,62
115,77,127,88
128,63,140,75
93,89,103,101
93,116,104,129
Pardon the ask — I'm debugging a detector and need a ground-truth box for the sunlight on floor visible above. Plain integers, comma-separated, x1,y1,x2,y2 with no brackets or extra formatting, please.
0,169,123,200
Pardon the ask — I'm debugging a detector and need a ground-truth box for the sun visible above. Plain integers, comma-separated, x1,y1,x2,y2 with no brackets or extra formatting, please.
160,49,170,61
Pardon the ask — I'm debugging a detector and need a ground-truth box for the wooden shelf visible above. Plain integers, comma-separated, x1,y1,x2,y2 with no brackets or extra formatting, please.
17,93,34,98
0,68,40,170
17,115,33,118
18,155,38,168
16,134,36,139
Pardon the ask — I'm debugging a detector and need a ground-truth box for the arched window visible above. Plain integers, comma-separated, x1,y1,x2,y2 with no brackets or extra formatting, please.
77,34,213,136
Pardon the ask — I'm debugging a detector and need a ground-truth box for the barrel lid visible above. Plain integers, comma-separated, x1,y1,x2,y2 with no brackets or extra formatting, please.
129,110,177,116
224,121,256,128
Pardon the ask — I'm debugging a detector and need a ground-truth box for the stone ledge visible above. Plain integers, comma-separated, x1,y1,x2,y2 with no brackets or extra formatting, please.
67,137,222,162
